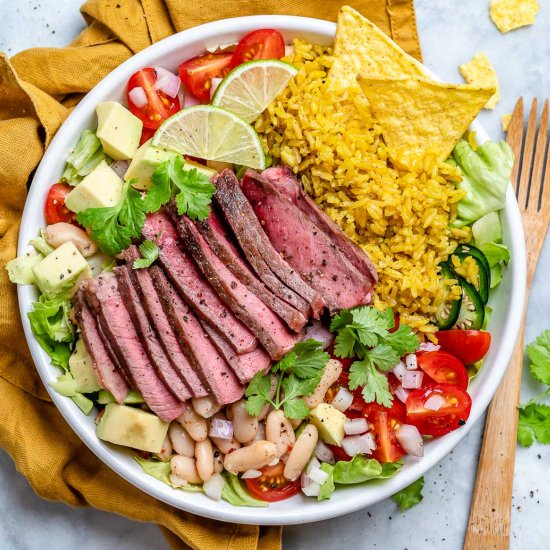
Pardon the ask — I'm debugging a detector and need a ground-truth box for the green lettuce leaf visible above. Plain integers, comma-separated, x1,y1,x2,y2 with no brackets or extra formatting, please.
61,130,110,186
332,455,383,484
5,248,43,285
392,476,424,511
318,463,336,500
134,457,203,492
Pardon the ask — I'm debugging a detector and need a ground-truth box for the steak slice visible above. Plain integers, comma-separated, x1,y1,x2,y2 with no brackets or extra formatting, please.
73,289,129,404
171,209,299,360
261,166,378,285
151,266,244,405
202,323,271,384
114,265,192,402
119,246,209,398
241,169,373,312
213,169,325,318
83,273,186,422
142,211,257,354
196,209,308,332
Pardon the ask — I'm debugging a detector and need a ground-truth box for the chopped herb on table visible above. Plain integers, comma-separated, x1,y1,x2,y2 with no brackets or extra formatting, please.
392,476,425,511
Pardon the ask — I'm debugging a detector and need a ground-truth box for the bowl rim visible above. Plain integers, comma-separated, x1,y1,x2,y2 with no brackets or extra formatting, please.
17,14,526,525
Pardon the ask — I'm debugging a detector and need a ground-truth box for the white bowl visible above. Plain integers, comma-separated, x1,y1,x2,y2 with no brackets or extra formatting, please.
18,15,526,525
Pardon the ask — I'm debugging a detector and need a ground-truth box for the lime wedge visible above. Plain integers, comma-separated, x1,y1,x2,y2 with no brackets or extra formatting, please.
152,105,266,169
212,60,298,123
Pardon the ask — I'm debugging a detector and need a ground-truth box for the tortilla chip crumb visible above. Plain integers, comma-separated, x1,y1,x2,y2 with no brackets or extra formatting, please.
459,53,501,109
490,0,539,33
502,114,512,132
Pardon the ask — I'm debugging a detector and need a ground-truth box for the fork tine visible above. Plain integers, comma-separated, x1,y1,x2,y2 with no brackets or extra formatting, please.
506,97,524,193
542,117,550,214
517,98,538,208
529,99,549,211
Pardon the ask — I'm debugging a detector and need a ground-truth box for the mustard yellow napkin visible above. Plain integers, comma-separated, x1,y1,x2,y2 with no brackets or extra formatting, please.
0,1,422,549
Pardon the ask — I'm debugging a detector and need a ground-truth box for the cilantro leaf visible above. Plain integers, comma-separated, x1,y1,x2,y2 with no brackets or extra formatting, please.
392,477,424,511
350,307,394,346
133,240,159,269
384,325,420,356
290,339,329,379
280,374,318,419
333,327,357,358
173,166,216,220
349,358,393,407
272,351,297,374
526,330,550,386
368,344,400,372
282,398,310,419
143,158,173,213
329,309,353,332
517,403,550,447
244,371,272,416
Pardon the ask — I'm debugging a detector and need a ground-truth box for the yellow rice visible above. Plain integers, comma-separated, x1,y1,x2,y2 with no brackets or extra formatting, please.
255,40,471,335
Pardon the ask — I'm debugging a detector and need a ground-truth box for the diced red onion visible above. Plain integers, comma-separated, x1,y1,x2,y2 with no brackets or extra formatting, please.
419,342,440,352
128,86,147,108
402,370,424,389
405,353,418,370
304,321,334,350
393,361,407,382
344,417,368,435
209,418,233,440
203,472,225,501
210,77,223,100
396,424,424,457
110,160,129,178
306,456,321,475
331,386,353,412
241,469,262,479
394,385,410,404
342,433,375,456
284,45,295,56
301,473,321,497
309,467,329,485
154,67,181,98
424,394,445,411
183,90,201,108
315,441,335,464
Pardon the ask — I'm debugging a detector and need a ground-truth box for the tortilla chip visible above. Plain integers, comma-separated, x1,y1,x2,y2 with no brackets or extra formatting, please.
329,6,425,91
490,0,539,33
501,114,512,132
459,53,501,109
357,76,495,169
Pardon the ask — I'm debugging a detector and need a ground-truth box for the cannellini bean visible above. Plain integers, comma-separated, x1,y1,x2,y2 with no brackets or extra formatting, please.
223,440,278,474
231,400,258,443
177,407,208,442
195,439,215,482
265,410,296,457
304,359,343,409
44,222,98,257
192,395,221,418
171,455,201,484
284,424,319,481
156,434,173,461
213,448,224,473
258,376,278,421
169,422,195,457
211,435,241,454
251,421,266,443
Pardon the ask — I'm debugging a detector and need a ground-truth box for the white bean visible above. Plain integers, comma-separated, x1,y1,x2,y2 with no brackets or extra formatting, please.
171,455,201,484
195,439,215,482
211,436,241,454
231,400,259,443
284,424,319,481
192,395,221,418
265,410,296,457
156,435,173,461
304,359,343,409
251,421,266,443
44,222,98,257
169,422,195,457
258,376,278,421
223,440,278,474
213,448,224,473
177,407,208,442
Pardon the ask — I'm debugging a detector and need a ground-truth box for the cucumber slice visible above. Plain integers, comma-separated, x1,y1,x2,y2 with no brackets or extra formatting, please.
436,263,462,329
454,276,485,330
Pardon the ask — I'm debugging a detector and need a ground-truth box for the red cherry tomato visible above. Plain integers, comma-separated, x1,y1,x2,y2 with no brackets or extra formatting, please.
139,126,156,146
127,68,180,130
405,383,472,437
371,411,405,463
44,183,76,225
230,29,285,68
178,52,233,102
244,462,300,502
436,330,491,365
363,398,407,424
327,444,352,462
417,351,469,391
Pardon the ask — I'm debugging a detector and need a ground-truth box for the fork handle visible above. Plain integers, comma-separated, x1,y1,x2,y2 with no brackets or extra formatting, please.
463,315,525,550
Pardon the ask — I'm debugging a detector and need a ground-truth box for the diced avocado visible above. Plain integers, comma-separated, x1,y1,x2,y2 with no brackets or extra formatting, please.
5,248,43,285
309,403,346,446
472,211,502,246
32,241,92,296
125,140,177,190
96,403,169,453
96,102,142,160
65,161,123,213
69,338,101,393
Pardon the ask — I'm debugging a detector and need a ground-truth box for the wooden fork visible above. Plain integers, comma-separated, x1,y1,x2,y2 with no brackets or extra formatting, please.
464,98,550,550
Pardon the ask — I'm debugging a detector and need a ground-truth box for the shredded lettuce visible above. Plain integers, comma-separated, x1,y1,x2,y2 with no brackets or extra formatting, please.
134,457,204,492
5,248,43,285
61,129,110,185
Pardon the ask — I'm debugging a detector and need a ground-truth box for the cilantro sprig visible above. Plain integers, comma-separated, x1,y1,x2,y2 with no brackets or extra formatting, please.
133,240,159,269
330,306,419,407
245,339,329,419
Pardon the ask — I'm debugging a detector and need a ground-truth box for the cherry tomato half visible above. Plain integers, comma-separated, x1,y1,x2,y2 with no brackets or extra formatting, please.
230,29,285,68
417,351,469,391
436,330,491,365
406,383,472,437
127,68,180,130
327,444,352,462
178,52,233,102
44,183,75,225
244,462,300,502
139,126,156,146
371,411,405,463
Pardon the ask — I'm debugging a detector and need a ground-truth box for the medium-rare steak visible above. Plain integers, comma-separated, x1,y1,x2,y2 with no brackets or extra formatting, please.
241,169,373,312
142,211,257,354
150,266,244,405
82,273,186,422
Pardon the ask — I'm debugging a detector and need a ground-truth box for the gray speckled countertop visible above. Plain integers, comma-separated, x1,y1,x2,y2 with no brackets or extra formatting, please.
1,1,549,548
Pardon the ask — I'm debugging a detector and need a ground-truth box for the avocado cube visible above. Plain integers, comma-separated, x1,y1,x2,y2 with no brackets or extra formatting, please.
96,101,142,160
125,139,177,190
69,338,101,393
96,403,169,453
65,161,123,213
310,403,346,446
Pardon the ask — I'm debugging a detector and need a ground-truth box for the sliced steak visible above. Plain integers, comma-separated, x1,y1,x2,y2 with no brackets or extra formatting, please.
119,246,209,398
142,211,257,354
213,169,325,318
150,266,244,405
262,165,378,285
83,273,186,422
196,209,308,332
202,323,271,383
114,265,192,402
73,289,129,404
241,169,373,312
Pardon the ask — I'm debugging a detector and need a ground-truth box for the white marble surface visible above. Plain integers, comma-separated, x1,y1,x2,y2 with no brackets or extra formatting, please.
1,0,549,548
